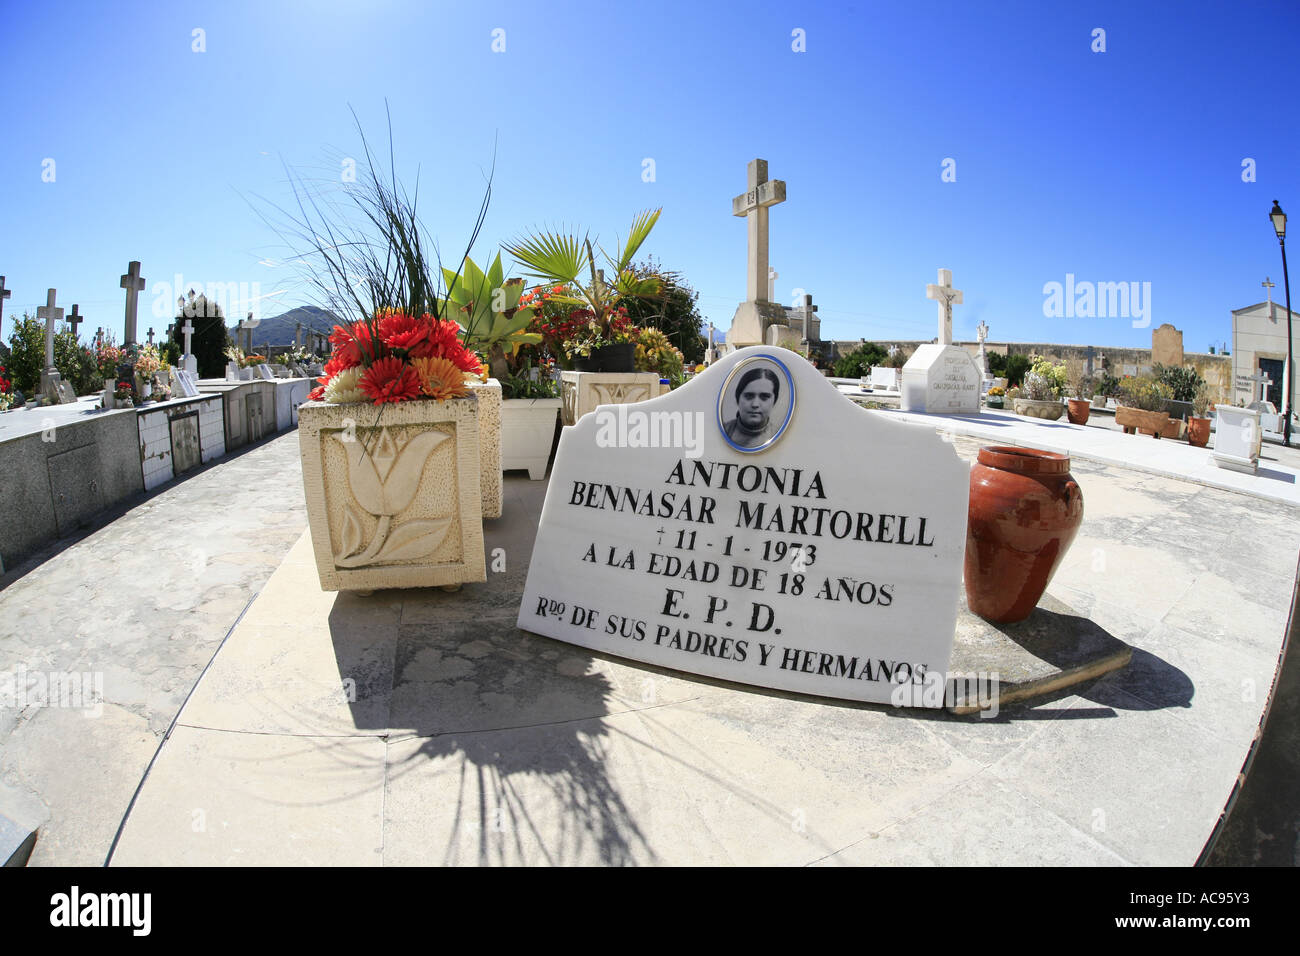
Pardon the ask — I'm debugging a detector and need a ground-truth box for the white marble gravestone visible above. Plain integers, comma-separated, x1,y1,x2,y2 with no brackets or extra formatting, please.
1213,406,1261,474
179,319,198,375
518,346,970,706
256,364,275,381
901,269,981,414
869,367,900,391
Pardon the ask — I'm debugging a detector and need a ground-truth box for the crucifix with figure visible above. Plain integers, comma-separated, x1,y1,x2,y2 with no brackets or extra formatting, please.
975,319,989,377
120,260,146,346
926,269,963,345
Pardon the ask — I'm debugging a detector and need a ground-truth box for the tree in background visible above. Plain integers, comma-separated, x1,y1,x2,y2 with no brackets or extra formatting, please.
620,256,705,365
173,290,231,378
5,313,99,395
1004,353,1030,387
834,342,889,378
986,351,1008,377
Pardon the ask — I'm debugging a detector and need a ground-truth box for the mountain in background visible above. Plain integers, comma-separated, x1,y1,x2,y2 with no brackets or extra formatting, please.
229,305,342,349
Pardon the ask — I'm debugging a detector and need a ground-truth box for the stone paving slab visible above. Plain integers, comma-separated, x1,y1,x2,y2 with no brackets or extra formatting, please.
874,404,1300,506
109,436,1300,866
0,432,309,866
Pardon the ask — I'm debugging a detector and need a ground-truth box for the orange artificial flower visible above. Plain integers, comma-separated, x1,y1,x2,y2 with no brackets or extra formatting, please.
412,357,471,401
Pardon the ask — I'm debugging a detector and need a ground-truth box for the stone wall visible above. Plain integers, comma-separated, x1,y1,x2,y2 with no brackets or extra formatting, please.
826,340,1233,403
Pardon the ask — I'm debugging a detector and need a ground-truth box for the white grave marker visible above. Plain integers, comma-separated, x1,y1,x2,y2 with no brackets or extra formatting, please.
901,269,980,414
257,364,275,381
180,319,198,374
518,347,970,705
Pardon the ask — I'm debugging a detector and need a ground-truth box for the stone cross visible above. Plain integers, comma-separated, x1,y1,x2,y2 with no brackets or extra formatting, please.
37,289,63,370
67,303,83,340
1263,276,1275,308
795,294,818,342
147,328,155,346
120,260,146,345
925,268,963,345
0,276,10,341
976,319,989,376
1250,370,1273,403
181,319,195,356
732,159,786,303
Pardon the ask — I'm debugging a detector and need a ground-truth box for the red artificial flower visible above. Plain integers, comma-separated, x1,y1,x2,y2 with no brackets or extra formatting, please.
308,385,326,401
378,311,431,354
358,356,421,405
329,320,386,368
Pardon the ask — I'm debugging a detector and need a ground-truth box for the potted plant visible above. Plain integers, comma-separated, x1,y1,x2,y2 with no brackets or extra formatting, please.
985,385,1005,409
499,357,562,480
1011,357,1068,420
1115,375,1174,438
502,210,667,372
1187,383,1212,447
276,113,503,592
1067,369,1095,426
1154,362,1205,425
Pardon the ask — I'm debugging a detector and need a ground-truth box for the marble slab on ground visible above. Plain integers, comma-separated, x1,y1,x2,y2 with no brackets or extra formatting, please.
947,592,1133,714
107,440,1300,866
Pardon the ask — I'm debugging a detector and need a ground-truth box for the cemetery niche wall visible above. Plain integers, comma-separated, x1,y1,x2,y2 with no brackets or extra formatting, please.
519,346,971,706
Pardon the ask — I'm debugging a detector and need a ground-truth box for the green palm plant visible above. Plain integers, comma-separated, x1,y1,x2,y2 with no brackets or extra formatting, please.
502,209,667,346
442,253,542,380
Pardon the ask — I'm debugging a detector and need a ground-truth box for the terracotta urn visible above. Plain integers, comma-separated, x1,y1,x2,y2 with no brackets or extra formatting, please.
1187,416,1211,447
964,445,1084,624
1066,398,1091,425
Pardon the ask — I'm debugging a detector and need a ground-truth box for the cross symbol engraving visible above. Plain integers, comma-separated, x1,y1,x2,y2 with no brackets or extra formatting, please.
67,304,83,340
0,276,10,341
36,289,64,371
120,260,146,345
731,159,786,303
925,268,963,346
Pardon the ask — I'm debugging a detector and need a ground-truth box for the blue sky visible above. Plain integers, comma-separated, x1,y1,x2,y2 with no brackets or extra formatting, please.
3,0,1298,353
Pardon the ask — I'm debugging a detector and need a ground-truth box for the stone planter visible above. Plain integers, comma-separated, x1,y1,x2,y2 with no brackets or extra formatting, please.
501,397,561,480
1012,397,1066,421
965,446,1084,624
1115,405,1171,438
297,396,488,592
1066,398,1091,425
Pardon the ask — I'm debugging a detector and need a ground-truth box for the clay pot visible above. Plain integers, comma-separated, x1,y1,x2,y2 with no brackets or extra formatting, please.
1187,416,1211,447
1066,398,1091,425
965,445,1084,624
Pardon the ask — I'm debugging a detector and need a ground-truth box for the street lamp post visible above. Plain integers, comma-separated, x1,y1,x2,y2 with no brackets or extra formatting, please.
1270,200,1293,446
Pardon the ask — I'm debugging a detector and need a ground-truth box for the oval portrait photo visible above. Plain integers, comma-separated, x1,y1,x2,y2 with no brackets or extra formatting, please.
717,354,796,453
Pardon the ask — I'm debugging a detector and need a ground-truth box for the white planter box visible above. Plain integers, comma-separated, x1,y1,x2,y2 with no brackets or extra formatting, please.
501,398,561,480
298,396,487,592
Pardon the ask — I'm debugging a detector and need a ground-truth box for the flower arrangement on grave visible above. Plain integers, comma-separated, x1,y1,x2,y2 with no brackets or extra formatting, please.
244,354,267,368
113,379,135,404
1023,357,1068,400
502,210,668,364
95,340,125,381
1117,375,1173,412
307,310,485,405
134,345,163,380
0,365,13,412
987,386,1006,397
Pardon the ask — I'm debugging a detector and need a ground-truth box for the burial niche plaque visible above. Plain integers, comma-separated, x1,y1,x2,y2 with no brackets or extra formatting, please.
517,346,970,705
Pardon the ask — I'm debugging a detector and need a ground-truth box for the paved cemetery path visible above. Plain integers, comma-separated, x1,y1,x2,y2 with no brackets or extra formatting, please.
0,432,307,866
